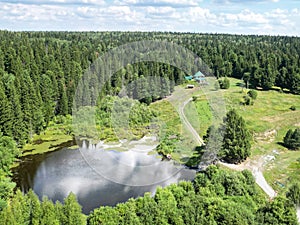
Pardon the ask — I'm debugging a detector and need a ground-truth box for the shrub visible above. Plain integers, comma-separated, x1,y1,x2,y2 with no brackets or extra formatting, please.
248,90,258,100
243,95,253,105
218,77,230,89
290,105,296,111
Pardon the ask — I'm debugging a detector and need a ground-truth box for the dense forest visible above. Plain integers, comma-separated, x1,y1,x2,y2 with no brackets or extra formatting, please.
0,31,299,146
1,165,299,224
0,31,300,224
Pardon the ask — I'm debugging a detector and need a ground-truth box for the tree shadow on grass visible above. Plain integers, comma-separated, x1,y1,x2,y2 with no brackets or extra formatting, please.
277,141,285,147
184,145,206,169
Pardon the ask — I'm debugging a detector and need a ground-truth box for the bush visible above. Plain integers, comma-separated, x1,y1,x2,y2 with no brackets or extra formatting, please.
243,95,253,105
286,182,300,206
248,90,258,100
290,105,296,111
218,77,230,89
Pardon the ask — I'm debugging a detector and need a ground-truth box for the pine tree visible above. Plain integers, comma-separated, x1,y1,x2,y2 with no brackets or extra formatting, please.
62,193,86,225
40,197,59,225
220,109,251,163
0,82,13,137
283,128,300,150
27,190,42,225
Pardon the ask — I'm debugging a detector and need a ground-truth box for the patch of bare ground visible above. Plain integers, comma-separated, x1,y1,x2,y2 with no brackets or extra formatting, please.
254,129,277,143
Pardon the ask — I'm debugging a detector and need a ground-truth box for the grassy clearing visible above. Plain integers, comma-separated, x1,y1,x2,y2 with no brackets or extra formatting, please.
192,77,300,189
21,121,75,156
224,78,300,134
264,150,300,191
221,78,300,190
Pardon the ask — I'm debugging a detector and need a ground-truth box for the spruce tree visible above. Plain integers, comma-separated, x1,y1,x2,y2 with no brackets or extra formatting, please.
63,193,86,225
0,82,13,137
283,128,300,150
220,109,251,164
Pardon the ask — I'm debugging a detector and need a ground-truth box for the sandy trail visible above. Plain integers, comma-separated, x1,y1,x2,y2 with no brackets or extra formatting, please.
179,97,204,146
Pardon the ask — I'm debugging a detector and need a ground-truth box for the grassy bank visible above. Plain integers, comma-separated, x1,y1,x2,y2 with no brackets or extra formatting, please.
21,116,75,156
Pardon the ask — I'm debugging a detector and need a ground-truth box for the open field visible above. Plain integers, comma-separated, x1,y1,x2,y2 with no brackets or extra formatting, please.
182,78,299,190
208,78,300,191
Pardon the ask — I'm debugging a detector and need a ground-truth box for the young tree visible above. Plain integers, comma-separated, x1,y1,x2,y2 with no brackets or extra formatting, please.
218,77,230,89
40,197,59,225
27,190,42,225
219,109,251,163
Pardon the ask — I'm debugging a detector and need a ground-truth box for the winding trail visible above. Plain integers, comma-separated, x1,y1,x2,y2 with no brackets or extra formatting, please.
170,86,300,223
219,160,276,198
178,97,204,146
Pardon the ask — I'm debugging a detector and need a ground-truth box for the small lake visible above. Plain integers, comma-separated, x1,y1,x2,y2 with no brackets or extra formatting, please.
13,137,196,214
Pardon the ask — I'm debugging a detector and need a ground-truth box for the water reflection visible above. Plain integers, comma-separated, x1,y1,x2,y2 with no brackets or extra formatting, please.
14,140,195,214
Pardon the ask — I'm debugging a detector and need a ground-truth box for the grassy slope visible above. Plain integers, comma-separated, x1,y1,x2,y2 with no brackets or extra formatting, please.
183,77,299,190
184,95,212,138
220,78,300,191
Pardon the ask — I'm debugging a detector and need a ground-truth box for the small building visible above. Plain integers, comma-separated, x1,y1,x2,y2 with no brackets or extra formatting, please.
186,84,195,89
194,71,207,84
185,75,193,81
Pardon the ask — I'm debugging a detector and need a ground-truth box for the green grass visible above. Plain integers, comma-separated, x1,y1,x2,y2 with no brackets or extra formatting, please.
190,78,300,189
224,78,300,134
184,96,212,138
21,122,75,156
150,99,198,162
264,150,300,191
220,78,300,190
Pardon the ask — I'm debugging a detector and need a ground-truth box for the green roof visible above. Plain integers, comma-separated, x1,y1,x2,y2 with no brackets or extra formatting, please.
194,71,205,77
185,75,193,80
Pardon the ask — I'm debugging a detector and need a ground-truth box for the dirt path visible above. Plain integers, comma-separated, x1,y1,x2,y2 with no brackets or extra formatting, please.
219,157,277,198
179,97,204,146
220,159,300,224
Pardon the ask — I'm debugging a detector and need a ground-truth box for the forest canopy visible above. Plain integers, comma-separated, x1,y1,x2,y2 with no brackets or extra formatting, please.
0,31,299,146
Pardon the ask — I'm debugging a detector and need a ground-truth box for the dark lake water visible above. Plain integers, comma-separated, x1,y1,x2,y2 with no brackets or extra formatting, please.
13,140,196,214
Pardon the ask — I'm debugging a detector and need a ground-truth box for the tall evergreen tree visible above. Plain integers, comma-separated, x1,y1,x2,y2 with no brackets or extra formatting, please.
62,193,86,225
219,109,251,163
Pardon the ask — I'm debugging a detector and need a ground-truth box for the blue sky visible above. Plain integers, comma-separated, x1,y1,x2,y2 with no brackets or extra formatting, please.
0,0,299,35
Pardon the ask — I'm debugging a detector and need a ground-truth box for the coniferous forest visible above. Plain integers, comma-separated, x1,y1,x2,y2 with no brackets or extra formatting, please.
1,31,299,146
0,31,300,224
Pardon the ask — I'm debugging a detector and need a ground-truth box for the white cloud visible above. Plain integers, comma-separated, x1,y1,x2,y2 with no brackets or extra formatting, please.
0,0,299,36
292,8,299,15
115,0,200,7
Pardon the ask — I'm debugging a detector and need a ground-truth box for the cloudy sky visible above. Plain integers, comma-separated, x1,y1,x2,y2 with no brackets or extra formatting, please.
0,0,299,36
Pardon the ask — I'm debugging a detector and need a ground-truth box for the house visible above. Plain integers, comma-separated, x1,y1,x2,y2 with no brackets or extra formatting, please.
194,71,207,84
185,71,207,85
